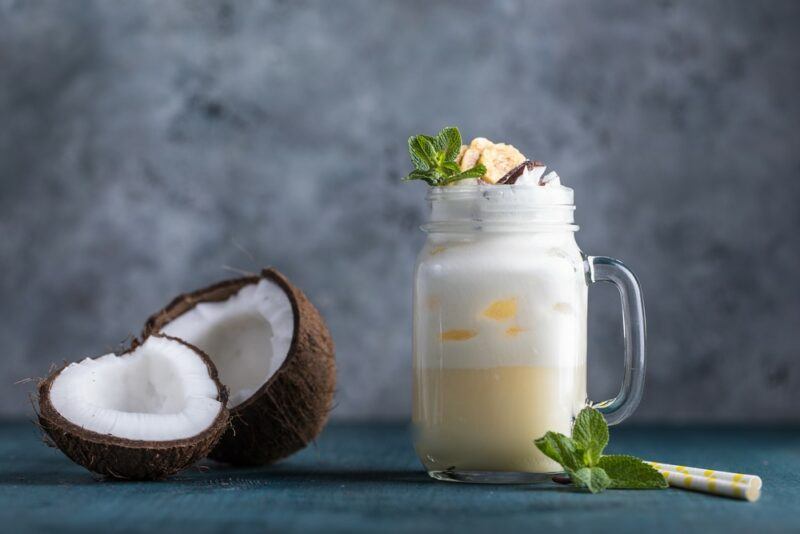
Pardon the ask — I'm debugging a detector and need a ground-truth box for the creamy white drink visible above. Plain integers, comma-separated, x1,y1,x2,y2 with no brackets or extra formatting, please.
412,168,588,475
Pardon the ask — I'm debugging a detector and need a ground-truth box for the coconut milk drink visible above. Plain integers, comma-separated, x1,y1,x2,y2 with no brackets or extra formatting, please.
413,201,588,475
408,133,647,483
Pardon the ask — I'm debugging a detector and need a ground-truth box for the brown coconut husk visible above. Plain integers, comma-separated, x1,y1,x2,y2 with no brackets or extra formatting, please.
37,334,229,480
143,268,336,466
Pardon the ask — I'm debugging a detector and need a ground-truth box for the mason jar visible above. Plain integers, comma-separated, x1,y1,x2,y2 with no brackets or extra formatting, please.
412,182,646,483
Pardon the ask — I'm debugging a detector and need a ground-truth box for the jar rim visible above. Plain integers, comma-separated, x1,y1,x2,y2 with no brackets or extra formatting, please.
423,183,578,233
426,183,574,206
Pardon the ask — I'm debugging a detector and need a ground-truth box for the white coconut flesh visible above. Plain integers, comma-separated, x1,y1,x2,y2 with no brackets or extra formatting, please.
48,336,223,441
160,279,294,408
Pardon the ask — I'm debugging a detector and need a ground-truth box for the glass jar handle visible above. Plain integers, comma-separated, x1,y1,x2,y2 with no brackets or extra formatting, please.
585,256,646,426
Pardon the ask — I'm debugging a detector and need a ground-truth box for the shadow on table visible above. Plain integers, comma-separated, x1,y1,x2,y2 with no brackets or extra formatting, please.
0,462,580,495
193,464,579,493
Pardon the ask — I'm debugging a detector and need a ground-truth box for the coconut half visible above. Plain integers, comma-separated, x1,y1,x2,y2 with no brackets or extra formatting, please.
143,267,335,466
38,335,229,480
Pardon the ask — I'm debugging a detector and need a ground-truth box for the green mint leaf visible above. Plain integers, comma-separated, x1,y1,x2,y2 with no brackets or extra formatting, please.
417,134,443,165
440,161,462,174
534,405,667,494
572,467,612,494
404,127,482,186
407,137,426,170
534,431,582,472
441,164,487,185
598,455,669,489
419,134,439,148
436,126,462,162
408,136,434,171
572,407,609,466
534,432,564,465
417,136,439,167
458,163,486,178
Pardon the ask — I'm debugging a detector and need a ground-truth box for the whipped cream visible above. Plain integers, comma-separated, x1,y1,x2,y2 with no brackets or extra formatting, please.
513,164,547,185
505,164,561,187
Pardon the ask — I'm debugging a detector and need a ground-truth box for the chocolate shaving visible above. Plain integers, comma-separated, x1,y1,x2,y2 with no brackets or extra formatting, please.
496,160,545,185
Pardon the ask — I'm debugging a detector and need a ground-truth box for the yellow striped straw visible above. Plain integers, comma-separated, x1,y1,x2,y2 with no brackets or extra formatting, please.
646,461,761,502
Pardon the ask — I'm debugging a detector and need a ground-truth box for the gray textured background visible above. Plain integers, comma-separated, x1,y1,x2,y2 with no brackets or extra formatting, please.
1,0,798,421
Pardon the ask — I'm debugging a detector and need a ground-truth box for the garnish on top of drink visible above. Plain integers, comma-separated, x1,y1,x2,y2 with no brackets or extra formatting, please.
403,126,559,186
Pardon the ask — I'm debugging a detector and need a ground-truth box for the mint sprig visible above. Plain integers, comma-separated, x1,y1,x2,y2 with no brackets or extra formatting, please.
534,407,668,494
403,126,486,186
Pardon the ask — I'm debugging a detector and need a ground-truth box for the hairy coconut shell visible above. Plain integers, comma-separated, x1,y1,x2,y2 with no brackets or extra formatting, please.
37,334,229,480
143,268,336,466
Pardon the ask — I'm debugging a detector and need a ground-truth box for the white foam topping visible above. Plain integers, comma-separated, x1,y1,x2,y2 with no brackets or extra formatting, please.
415,233,587,370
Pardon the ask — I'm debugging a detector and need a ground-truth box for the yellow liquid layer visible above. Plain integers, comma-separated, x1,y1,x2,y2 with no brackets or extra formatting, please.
413,365,586,473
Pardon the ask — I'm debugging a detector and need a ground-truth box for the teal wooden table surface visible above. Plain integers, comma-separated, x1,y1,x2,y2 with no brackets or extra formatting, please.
1,421,798,533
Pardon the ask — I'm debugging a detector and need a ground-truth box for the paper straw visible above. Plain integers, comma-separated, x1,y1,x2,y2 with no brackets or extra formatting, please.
646,462,761,502
646,462,762,490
